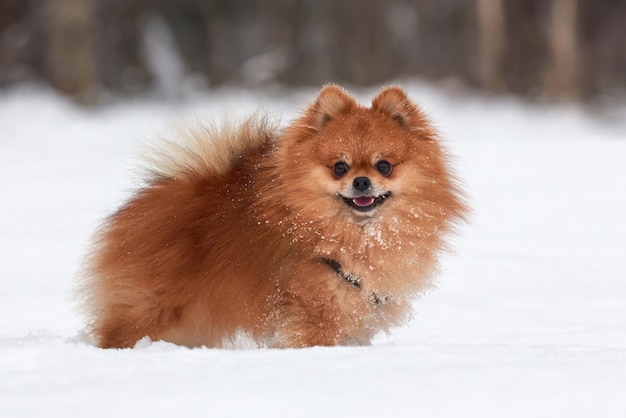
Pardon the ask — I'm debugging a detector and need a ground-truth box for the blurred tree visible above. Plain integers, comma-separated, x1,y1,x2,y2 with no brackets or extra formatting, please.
94,0,151,93
330,0,395,85
46,0,98,103
406,0,477,86
545,0,580,100
502,0,551,97
0,0,43,86
578,0,626,99
476,0,506,92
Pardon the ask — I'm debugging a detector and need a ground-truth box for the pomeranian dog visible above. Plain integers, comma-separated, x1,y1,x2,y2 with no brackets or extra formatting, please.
80,85,466,348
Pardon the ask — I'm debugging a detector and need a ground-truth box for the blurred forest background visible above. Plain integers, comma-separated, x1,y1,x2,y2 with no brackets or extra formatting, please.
0,0,624,105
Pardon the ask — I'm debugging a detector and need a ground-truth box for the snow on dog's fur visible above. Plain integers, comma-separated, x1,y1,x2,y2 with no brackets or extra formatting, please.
80,85,467,348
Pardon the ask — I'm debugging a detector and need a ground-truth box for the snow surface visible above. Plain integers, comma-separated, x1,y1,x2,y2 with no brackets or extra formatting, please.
1,82,625,417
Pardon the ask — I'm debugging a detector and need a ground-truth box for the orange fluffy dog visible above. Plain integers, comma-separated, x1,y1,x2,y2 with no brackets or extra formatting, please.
80,85,466,348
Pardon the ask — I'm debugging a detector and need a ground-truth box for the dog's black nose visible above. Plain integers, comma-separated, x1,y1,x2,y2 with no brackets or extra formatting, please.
353,176,372,192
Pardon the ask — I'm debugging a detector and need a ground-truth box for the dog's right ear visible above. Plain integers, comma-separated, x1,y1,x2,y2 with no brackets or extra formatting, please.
308,84,357,130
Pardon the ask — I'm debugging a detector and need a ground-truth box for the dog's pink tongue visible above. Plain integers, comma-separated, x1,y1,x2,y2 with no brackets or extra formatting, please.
353,196,375,207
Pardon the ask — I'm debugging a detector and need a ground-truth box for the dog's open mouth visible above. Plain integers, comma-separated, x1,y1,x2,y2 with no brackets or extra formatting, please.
340,191,392,212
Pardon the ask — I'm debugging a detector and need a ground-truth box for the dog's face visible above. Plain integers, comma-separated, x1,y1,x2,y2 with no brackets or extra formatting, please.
311,111,409,219
278,85,456,227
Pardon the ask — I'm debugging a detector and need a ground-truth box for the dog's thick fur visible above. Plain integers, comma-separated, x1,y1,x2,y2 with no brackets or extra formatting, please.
80,85,467,348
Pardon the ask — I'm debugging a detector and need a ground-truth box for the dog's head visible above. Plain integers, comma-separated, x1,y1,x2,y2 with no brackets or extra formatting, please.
277,85,463,228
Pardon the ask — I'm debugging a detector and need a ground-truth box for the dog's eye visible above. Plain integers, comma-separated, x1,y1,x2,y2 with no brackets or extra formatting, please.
375,160,392,176
333,161,350,178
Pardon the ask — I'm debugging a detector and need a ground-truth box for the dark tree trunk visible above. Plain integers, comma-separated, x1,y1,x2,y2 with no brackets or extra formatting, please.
46,0,98,104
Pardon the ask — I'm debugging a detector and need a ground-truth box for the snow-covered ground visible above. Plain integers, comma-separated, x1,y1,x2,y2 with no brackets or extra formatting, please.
1,82,625,417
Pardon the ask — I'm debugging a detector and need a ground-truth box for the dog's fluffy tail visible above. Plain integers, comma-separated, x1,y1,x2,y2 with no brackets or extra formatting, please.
142,114,277,182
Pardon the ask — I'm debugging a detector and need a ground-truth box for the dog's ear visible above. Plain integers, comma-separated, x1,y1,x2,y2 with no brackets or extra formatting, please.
309,84,357,129
371,86,418,127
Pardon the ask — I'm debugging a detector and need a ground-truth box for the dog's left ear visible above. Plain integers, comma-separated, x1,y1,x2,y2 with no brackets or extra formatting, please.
371,86,418,127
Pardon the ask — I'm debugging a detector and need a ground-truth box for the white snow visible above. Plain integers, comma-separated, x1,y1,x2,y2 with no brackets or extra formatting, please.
1,82,625,417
